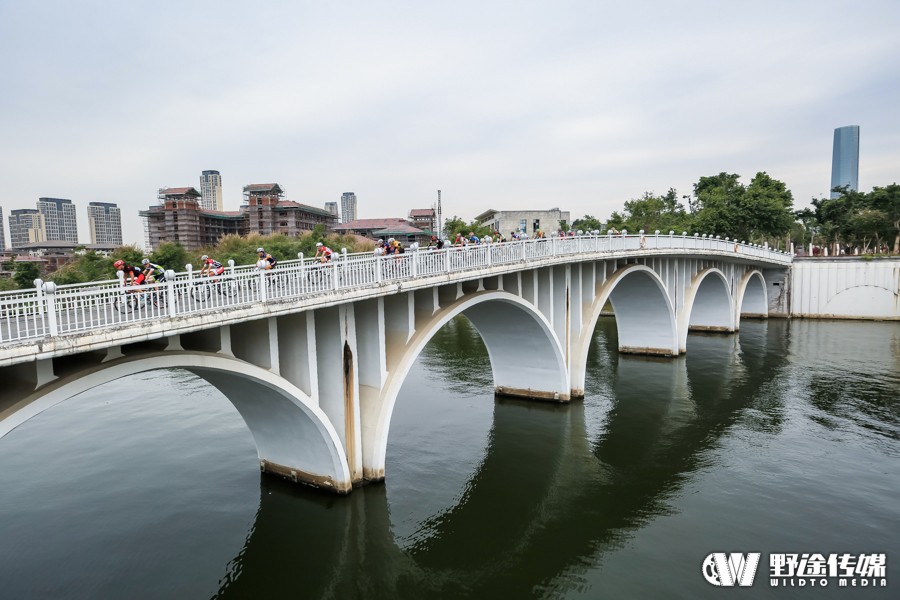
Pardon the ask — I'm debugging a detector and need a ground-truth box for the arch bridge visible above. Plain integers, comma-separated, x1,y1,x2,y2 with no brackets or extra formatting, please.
0,234,790,493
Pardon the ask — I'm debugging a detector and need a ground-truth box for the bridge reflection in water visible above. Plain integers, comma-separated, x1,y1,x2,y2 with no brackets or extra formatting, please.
212,317,790,598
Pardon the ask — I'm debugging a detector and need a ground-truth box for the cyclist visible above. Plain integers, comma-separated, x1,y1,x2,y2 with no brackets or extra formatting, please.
141,258,166,283
256,247,277,270
198,255,225,278
314,242,333,263
114,259,145,285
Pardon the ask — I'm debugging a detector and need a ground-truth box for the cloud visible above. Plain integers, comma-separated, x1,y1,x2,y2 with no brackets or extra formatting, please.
1,0,899,246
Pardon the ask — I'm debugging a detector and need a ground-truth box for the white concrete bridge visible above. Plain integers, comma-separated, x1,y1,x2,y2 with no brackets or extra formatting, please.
0,233,791,493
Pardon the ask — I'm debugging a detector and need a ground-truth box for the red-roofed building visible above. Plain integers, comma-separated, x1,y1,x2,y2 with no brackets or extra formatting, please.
409,208,436,232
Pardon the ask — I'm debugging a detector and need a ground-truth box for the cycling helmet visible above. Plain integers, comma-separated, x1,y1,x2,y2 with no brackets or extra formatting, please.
141,258,150,265
256,247,265,253
113,260,124,268
201,255,208,261
316,242,323,247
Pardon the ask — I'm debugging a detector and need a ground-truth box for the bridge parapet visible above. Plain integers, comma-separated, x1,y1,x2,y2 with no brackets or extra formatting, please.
1,234,790,358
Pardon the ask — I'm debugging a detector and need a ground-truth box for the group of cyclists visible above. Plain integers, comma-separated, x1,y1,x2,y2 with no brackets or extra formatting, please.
113,245,335,287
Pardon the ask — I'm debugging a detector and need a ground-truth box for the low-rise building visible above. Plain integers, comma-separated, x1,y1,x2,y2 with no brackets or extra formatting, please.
475,208,570,237
333,218,433,246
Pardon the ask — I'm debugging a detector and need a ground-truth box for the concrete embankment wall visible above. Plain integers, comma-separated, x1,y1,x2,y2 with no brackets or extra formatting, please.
790,258,899,320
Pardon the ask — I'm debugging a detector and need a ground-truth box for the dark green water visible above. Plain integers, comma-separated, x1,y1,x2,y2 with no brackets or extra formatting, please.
0,318,898,599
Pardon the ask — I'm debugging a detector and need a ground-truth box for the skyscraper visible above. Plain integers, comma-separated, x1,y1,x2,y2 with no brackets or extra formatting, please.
200,170,224,211
340,192,357,224
37,197,78,243
9,209,46,249
0,206,5,250
324,201,339,219
830,125,860,198
87,202,123,246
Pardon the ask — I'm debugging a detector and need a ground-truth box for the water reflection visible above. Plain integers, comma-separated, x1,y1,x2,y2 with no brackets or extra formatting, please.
214,317,795,598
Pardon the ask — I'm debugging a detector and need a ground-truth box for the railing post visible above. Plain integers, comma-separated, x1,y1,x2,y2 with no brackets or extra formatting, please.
333,249,344,291
165,270,177,317
376,254,383,283
445,246,451,273
38,280,58,336
259,264,268,302
552,234,557,256
412,246,419,277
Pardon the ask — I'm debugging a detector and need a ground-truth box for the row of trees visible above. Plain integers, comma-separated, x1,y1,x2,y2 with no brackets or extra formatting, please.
1,227,372,290
795,184,899,253
580,173,897,254
577,172,797,247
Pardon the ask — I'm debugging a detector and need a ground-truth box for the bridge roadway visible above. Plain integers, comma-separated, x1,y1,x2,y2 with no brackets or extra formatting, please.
0,233,791,493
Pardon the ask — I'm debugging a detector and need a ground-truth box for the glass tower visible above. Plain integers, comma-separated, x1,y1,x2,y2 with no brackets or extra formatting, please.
830,125,859,198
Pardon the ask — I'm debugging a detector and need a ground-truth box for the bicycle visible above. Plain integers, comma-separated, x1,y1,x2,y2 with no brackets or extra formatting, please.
190,275,238,302
304,262,332,288
112,284,166,313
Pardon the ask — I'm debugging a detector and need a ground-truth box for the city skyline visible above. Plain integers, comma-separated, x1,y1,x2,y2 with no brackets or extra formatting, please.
1,1,898,246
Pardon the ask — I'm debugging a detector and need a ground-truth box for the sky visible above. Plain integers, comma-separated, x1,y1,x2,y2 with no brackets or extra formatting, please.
1,0,898,247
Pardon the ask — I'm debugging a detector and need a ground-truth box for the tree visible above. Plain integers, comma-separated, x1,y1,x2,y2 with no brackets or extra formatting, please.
50,252,114,284
744,172,795,241
442,215,492,238
869,183,900,252
111,245,144,265
572,215,604,233
442,216,467,239
692,172,794,244
150,242,191,272
605,189,693,234
13,261,42,290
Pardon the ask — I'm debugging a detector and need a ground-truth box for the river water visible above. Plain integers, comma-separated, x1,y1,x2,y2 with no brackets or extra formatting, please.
0,318,897,599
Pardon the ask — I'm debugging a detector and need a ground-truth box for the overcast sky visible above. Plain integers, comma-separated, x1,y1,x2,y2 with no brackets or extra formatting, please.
1,0,898,246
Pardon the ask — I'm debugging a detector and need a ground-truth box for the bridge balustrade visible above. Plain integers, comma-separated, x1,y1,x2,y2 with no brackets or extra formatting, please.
0,234,791,346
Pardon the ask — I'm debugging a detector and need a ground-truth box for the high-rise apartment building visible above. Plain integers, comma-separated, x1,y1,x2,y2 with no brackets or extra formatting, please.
830,125,860,199
0,206,5,250
37,197,78,243
200,170,224,211
340,192,357,224
9,209,46,249
324,201,338,218
87,202,123,246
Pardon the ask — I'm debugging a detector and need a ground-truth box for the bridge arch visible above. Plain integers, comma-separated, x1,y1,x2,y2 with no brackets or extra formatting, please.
570,264,679,397
362,290,569,482
0,352,352,493
678,268,735,352
735,270,768,327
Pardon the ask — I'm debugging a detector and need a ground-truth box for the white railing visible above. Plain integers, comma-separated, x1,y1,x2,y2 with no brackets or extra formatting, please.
0,234,791,347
